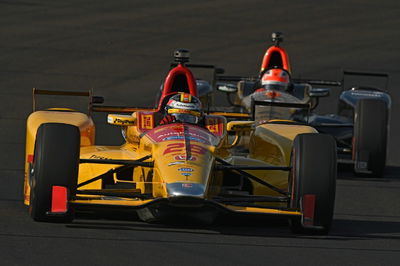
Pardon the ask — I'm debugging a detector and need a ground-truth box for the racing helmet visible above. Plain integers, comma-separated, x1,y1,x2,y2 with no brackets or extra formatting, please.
165,93,202,124
260,68,290,91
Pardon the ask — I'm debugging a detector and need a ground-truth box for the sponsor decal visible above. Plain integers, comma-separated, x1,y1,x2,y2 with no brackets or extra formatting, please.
147,124,216,145
206,118,219,134
218,84,237,92
140,114,154,130
205,117,224,136
181,173,192,177
175,155,197,161
27,154,34,163
89,154,111,160
163,143,184,155
169,101,197,109
167,161,185,166
163,136,184,141
163,143,207,155
167,108,200,116
180,93,192,103
178,168,194,172
350,91,385,98
163,136,206,143
188,137,207,143
182,183,193,188
110,118,134,125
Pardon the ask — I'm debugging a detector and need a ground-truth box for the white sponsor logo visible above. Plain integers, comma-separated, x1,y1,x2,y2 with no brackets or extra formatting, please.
178,168,194,172
168,161,185,166
170,101,197,109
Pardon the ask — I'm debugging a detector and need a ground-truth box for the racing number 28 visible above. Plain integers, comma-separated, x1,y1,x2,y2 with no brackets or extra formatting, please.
163,143,207,155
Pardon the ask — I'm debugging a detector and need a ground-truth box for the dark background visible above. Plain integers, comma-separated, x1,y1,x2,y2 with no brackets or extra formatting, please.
1,0,399,265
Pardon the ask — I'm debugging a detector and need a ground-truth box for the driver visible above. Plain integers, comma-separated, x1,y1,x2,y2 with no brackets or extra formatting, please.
258,68,291,92
160,92,203,125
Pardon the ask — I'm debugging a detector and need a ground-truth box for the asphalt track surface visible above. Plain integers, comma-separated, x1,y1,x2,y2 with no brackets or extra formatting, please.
1,1,400,265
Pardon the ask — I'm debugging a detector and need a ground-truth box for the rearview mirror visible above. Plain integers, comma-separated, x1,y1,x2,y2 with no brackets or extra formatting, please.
216,82,238,93
227,121,254,132
308,88,330,97
107,114,136,126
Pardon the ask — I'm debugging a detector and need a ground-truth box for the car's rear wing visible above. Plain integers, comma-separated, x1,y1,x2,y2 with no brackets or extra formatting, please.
217,74,342,87
32,88,249,118
216,75,258,82
217,70,389,90
170,63,224,73
294,70,390,91
342,70,389,92
289,70,389,90
92,105,156,113
32,88,104,114
291,79,342,87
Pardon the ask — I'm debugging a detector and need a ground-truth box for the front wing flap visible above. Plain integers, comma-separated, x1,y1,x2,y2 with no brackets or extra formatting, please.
69,196,302,218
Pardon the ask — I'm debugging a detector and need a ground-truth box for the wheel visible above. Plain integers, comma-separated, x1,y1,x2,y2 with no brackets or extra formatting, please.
353,99,388,177
289,133,337,234
29,123,80,222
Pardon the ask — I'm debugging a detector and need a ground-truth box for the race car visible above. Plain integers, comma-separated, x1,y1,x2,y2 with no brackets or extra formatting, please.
24,50,337,234
216,32,390,177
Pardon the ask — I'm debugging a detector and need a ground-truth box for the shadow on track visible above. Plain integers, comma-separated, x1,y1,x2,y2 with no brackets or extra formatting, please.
331,218,400,240
337,165,400,181
62,210,400,242
59,166,400,240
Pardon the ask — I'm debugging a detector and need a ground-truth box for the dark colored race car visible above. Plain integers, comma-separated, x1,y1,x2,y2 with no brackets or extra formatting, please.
216,32,391,177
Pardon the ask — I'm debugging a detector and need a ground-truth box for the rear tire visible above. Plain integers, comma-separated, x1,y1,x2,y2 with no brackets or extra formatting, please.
29,123,80,222
289,133,337,234
353,99,388,177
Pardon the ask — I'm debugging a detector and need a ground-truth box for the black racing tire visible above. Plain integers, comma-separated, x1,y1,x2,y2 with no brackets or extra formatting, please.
29,123,80,222
353,99,388,177
288,133,337,234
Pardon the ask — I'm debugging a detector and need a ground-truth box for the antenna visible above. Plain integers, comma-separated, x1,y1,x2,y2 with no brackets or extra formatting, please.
174,49,190,64
271,32,284,46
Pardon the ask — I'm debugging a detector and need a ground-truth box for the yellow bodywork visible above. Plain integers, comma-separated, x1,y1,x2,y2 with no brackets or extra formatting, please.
24,110,95,204
248,123,317,197
24,107,316,218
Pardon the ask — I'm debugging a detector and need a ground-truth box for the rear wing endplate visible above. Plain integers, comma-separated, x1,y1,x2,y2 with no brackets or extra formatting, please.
342,70,389,91
32,88,104,113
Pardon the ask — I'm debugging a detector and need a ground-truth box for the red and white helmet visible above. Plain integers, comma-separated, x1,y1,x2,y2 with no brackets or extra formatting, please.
165,93,202,124
261,68,290,91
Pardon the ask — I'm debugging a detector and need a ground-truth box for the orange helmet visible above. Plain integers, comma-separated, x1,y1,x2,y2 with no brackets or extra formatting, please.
260,68,290,91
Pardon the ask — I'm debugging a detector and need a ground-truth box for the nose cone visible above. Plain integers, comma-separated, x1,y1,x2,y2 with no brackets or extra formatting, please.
166,182,205,198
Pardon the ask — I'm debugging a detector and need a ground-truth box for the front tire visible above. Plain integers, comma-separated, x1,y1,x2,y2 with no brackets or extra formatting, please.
29,123,80,222
289,133,337,234
353,99,388,177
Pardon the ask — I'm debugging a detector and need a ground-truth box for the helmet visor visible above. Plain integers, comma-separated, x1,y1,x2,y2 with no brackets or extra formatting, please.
263,82,289,91
171,113,199,124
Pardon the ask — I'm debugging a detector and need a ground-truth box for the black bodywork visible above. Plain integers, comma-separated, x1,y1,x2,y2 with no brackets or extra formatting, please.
216,70,391,175
303,71,390,163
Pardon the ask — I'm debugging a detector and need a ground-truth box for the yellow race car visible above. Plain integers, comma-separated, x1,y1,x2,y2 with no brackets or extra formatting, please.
24,50,337,234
